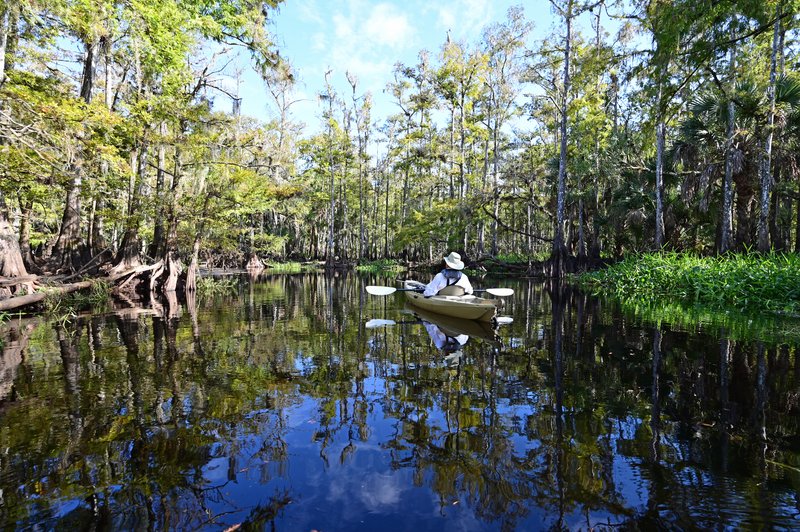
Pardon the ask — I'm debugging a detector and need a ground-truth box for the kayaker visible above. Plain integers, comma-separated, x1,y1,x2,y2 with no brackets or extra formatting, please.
423,251,474,297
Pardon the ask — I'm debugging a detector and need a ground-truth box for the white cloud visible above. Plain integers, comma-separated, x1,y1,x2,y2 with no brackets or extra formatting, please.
315,1,416,103
363,4,414,50
293,0,325,25
333,12,353,40
436,6,456,30
434,0,493,39
311,32,327,52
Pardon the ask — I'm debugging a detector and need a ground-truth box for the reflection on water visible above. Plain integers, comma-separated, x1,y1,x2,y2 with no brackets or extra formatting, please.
1,272,799,530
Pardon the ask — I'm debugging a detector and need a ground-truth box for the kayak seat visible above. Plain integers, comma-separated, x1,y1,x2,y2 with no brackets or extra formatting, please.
437,285,465,296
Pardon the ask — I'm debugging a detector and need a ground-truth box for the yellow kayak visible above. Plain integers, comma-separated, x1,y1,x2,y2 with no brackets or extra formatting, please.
402,280,499,323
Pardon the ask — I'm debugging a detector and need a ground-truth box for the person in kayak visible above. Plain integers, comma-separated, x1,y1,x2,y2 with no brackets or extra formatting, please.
423,251,474,297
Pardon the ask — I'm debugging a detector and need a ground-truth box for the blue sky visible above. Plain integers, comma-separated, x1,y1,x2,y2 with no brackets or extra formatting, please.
232,1,603,133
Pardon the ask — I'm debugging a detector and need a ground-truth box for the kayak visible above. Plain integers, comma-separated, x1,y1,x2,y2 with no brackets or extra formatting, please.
402,280,499,323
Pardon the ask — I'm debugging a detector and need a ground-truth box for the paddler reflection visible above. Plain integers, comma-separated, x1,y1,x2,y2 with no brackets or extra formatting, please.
411,304,501,366
423,320,469,366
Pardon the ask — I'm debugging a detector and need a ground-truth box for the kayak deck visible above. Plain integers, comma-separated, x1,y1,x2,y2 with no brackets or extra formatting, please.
403,280,498,323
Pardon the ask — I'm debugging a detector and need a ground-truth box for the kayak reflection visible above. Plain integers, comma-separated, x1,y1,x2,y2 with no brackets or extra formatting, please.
408,304,501,366
407,304,501,344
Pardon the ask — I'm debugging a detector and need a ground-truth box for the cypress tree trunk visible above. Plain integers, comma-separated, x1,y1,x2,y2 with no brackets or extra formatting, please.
478,136,489,255
756,2,781,252
552,0,573,275
0,193,34,295
769,167,782,250
113,140,147,271
719,22,737,254
590,8,602,260
654,117,666,249
734,174,755,249
577,197,585,260
150,121,168,258
156,143,183,294
79,40,96,103
18,199,35,270
491,122,500,256
0,5,8,86
51,163,84,272
52,38,97,272
384,170,389,257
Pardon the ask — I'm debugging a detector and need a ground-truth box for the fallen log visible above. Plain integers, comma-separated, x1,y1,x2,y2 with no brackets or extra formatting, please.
0,264,160,313
0,280,94,312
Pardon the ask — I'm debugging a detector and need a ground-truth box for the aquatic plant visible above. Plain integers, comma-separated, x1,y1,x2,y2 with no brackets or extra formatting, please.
580,252,800,316
263,262,315,273
42,280,110,320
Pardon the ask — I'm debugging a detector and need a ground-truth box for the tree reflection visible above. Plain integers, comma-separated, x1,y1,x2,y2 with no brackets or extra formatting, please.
1,274,799,529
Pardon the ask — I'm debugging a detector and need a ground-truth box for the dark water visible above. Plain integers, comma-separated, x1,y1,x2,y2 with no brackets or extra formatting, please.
1,272,799,530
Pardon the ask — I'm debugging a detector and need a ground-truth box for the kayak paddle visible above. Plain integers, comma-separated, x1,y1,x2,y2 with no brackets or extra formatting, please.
366,285,514,297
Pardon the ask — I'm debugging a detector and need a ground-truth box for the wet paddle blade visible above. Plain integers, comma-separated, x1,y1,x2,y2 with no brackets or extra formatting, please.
365,319,397,328
496,316,514,325
366,286,397,296
484,288,514,297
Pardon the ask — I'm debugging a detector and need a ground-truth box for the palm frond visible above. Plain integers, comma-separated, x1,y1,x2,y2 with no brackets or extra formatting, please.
776,75,800,107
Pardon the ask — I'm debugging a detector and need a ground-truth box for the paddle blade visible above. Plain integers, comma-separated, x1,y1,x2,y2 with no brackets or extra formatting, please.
495,316,514,325
366,286,397,296
366,319,397,328
485,288,514,297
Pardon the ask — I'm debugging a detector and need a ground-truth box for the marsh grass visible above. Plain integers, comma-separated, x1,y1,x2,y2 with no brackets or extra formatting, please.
580,252,800,315
44,280,111,319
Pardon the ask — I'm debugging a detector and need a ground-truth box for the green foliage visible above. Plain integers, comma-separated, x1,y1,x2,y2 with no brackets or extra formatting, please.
2,0,799,276
262,262,318,273
355,259,405,273
43,281,111,320
495,252,542,264
197,276,239,296
580,252,800,315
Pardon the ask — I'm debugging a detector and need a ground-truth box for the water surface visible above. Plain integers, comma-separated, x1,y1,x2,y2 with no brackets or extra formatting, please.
1,273,799,530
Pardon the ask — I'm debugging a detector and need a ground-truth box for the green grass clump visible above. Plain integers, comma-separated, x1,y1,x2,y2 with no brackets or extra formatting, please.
580,252,800,315
44,280,111,317
264,262,304,273
356,259,405,273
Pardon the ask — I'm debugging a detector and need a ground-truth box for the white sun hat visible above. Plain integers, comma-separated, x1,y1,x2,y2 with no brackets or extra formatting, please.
443,251,465,270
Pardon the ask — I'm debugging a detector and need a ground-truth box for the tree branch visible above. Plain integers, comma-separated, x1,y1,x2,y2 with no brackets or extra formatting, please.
481,204,553,242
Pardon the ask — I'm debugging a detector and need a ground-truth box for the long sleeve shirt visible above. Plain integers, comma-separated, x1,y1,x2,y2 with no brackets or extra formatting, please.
423,271,473,297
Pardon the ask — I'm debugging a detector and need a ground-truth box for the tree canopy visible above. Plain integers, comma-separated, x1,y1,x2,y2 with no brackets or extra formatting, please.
1,0,799,290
